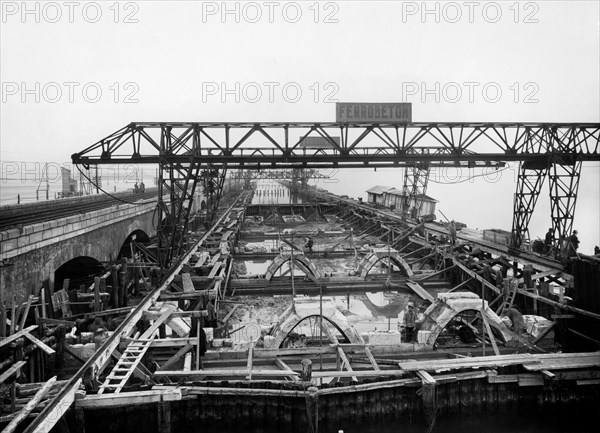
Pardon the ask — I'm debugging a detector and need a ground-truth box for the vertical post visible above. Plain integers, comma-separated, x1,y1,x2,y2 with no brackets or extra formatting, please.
157,397,172,433
111,266,120,309
481,279,486,356
290,233,295,298
55,325,65,371
319,284,323,375
93,276,101,312
0,284,5,338
195,318,201,370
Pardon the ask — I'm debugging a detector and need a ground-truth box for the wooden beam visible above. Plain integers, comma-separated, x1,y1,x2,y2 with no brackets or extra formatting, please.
0,361,27,384
0,325,38,349
140,307,175,339
3,376,57,433
275,358,299,381
76,389,182,409
158,344,194,371
23,331,55,355
18,295,34,332
417,370,437,385
246,343,254,380
38,318,76,327
183,353,192,372
481,309,500,356
405,281,434,303
364,347,381,371
154,369,300,378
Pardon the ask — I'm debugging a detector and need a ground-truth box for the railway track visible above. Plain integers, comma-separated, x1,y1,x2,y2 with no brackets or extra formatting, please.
0,191,158,231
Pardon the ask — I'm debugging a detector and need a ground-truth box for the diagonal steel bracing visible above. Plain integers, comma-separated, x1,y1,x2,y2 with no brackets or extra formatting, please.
511,164,548,248
549,160,582,256
401,163,431,218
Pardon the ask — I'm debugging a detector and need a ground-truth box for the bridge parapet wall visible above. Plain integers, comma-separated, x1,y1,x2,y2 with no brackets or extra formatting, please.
1,202,156,260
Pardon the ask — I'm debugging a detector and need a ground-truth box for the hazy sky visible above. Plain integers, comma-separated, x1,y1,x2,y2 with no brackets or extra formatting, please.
1,0,599,251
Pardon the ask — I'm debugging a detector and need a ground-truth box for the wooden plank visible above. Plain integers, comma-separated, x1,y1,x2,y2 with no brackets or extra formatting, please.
76,389,182,408
417,370,436,385
38,318,76,327
311,370,406,379
158,344,194,371
3,376,57,433
0,361,27,384
183,353,192,372
143,310,206,320
364,346,381,371
154,369,300,378
221,304,239,324
209,253,221,266
523,356,600,371
399,353,540,372
0,325,38,349
181,273,194,293
208,262,223,279
481,309,500,356
18,295,34,331
274,358,299,381
139,307,175,339
194,252,209,268
23,331,55,355
246,343,254,380
405,281,434,303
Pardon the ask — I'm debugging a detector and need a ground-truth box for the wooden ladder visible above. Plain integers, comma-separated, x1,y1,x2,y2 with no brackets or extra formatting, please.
97,339,153,394
496,280,518,315
98,307,174,394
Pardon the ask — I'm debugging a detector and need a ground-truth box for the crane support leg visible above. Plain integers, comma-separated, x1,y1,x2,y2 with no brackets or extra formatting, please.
511,164,548,248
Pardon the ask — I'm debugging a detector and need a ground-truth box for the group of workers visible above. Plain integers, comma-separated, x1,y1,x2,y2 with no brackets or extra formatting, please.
133,181,146,194
544,228,582,257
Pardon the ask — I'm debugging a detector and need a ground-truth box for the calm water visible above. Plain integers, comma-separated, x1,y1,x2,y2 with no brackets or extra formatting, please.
179,413,595,433
251,180,303,205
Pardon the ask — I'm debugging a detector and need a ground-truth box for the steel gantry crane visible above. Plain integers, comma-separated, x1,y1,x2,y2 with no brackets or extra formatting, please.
72,121,600,269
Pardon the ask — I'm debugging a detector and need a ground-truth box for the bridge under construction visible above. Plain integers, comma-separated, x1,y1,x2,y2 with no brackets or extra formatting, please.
1,118,599,433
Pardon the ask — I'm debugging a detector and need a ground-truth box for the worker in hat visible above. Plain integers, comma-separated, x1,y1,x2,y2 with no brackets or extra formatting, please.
403,301,417,342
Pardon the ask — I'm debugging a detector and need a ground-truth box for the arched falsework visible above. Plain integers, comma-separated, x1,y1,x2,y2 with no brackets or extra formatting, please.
269,299,364,349
265,253,321,284
357,248,414,279
118,229,151,259
417,292,513,347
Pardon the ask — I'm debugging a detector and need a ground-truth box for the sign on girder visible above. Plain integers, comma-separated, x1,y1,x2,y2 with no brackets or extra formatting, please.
336,102,412,123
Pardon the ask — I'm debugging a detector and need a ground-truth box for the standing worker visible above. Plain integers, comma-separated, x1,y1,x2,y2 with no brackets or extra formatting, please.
403,302,417,342
448,220,457,247
568,230,580,257
305,236,314,253
544,228,553,255
139,181,145,193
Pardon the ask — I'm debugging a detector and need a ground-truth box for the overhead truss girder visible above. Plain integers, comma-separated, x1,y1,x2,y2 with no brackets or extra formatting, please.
73,122,600,168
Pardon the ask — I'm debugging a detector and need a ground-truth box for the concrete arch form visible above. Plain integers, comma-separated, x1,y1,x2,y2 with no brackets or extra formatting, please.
418,292,513,347
357,247,414,279
265,253,321,284
270,298,364,349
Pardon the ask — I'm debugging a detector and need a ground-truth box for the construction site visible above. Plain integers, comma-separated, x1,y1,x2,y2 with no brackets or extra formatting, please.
0,113,599,433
